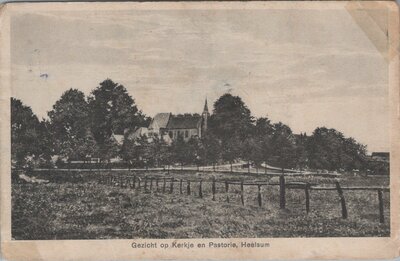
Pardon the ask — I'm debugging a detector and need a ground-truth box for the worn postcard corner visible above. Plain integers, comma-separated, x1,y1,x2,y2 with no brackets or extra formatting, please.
0,1,399,260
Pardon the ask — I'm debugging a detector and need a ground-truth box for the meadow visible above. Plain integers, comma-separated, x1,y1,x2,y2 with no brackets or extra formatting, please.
11,170,390,239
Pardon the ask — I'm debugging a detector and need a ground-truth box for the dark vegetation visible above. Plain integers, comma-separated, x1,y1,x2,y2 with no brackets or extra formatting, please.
11,78,386,174
11,78,390,239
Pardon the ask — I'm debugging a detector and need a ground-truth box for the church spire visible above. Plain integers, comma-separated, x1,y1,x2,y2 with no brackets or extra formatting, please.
201,98,209,136
203,98,209,113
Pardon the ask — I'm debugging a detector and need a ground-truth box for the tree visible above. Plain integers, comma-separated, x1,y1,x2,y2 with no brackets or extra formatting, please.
270,122,297,173
35,119,55,168
294,133,308,170
187,137,202,170
120,136,136,169
171,135,191,169
306,127,367,171
159,136,174,171
48,89,94,163
148,134,168,168
134,136,151,168
96,136,120,167
241,136,262,174
221,136,241,173
210,93,254,140
11,98,46,168
201,133,221,171
209,93,255,169
341,137,367,170
307,127,341,170
88,79,148,145
74,131,98,163
255,117,274,174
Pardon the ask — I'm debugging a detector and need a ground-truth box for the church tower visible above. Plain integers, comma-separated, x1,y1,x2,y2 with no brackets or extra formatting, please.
202,98,210,132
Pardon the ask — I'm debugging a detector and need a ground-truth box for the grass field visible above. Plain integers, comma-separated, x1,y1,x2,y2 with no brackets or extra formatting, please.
12,170,390,239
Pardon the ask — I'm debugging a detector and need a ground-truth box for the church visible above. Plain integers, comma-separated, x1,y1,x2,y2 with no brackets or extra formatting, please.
147,99,210,142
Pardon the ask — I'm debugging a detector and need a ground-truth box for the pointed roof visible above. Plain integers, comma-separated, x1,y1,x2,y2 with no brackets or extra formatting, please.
133,127,149,138
112,134,124,145
203,98,209,113
167,114,202,129
150,113,171,129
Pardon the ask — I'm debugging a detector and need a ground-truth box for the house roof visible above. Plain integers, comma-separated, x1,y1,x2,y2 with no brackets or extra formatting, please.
371,152,389,158
150,113,171,129
135,127,148,135
167,115,202,129
127,127,149,140
112,134,124,145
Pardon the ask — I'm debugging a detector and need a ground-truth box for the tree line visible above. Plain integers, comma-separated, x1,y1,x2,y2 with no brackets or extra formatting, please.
12,79,373,173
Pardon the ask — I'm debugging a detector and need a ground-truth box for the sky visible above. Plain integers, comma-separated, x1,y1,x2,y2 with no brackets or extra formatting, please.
10,5,390,152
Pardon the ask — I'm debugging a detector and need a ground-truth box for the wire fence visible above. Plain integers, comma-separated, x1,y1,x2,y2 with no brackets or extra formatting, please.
98,173,389,224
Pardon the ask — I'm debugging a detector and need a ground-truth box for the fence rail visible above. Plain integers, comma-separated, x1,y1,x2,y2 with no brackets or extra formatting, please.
97,173,389,224
33,167,342,178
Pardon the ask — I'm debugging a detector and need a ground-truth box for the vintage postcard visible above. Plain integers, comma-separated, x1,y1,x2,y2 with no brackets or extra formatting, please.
0,1,399,260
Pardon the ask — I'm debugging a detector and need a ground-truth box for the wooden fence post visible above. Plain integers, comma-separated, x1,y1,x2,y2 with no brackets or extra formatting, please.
335,181,348,219
378,189,384,223
187,180,191,195
279,175,286,209
240,180,244,206
225,180,229,203
132,176,136,189
180,179,183,194
305,183,310,213
144,177,148,191
129,177,133,188
150,178,153,191
199,180,203,198
156,178,159,192
124,176,128,188
170,179,174,194
257,185,262,207
212,178,216,201
163,177,166,193
138,178,141,190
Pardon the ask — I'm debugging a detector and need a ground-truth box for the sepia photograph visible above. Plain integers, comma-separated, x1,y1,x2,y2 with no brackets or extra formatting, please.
1,1,399,260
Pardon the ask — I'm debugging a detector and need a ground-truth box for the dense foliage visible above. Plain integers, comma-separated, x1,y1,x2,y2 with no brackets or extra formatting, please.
11,80,375,172
11,98,52,169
